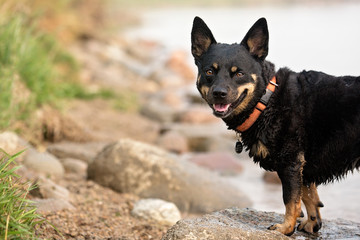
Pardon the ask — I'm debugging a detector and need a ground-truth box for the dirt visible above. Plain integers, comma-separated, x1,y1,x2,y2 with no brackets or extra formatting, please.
31,97,169,239
34,175,169,239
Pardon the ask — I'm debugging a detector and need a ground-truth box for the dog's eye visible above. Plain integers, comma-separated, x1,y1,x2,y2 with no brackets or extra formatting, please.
205,69,214,76
236,71,244,78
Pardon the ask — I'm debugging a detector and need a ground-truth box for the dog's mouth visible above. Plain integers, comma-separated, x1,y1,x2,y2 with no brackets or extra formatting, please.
212,90,248,118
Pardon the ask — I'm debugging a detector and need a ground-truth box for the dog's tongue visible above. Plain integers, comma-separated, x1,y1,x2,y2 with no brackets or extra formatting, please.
213,103,231,112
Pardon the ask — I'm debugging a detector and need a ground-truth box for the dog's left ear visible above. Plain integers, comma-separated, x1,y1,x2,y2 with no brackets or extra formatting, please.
191,16,217,59
241,18,269,60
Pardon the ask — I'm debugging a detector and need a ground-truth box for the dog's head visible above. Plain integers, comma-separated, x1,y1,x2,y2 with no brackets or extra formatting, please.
191,17,269,119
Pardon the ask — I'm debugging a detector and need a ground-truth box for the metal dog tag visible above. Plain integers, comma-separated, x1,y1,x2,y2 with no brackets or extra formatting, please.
235,140,243,154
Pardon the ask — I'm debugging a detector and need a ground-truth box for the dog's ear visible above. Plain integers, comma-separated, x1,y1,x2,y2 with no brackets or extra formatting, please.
191,16,217,59
241,18,269,60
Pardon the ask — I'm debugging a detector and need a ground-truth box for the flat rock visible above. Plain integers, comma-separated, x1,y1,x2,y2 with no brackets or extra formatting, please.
162,207,360,240
24,151,64,178
47,141,108,163
31,176,70,201
132,198,181,226
88,139,252,213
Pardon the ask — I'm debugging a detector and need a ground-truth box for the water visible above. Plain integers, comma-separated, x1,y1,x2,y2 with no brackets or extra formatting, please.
125,2,360,222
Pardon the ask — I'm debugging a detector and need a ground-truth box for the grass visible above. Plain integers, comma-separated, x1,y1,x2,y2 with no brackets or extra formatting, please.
0,150,43,239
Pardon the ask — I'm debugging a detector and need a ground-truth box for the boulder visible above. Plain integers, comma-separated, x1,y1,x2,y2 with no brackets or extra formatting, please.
132,198,181,226
162,207,360,240
24,151,64,179
88,139,251,213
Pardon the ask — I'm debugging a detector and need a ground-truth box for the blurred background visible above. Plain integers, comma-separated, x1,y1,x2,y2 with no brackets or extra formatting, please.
0,0,359,238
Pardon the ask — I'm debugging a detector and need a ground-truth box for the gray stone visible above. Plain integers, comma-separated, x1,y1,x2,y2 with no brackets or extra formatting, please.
88,139,251,213
31,176,70,201
132,198,181,226
61,158,88,177
47,141,108,163
24,151,64,178
162,208,360,240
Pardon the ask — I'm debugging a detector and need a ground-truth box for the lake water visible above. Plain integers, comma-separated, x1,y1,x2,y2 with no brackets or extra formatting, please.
125,2,360,222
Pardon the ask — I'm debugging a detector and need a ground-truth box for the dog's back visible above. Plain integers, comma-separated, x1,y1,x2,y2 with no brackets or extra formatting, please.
294,70,360,184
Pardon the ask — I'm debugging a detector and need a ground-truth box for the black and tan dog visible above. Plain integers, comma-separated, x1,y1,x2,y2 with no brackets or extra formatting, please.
191,17,360,236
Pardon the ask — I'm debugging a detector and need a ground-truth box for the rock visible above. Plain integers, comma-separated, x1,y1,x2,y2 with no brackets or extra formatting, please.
47,141,108,163
263,171,281,184
157,131,188,154
88,139,251,213
162,207,360,240
187,152,243,175
24,151,64,178
131,198,181,226
0,131,32,160
141,93,187,123
34,198,75,214
61,158,88,177
166,50,195,82
31,176,69,201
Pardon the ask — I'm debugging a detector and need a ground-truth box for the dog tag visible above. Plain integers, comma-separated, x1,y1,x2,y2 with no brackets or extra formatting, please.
235,140,243,154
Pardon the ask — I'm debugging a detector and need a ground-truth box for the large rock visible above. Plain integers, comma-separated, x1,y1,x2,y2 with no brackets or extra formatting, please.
88,139,251,213
162,208,360,240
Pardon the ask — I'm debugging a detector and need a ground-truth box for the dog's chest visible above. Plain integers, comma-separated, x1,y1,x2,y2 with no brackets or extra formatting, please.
250,140,270,159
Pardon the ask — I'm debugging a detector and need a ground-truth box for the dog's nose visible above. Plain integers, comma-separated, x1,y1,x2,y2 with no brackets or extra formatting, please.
213,86,228,99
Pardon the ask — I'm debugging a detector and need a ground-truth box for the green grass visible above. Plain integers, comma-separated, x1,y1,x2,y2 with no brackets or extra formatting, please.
0,150,43,239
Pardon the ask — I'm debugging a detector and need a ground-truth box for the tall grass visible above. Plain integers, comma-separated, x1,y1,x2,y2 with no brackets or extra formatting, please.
0,150,42,239
0,13,95,129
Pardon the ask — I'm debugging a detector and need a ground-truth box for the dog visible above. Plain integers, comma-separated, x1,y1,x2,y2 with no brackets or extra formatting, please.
191,16,360,236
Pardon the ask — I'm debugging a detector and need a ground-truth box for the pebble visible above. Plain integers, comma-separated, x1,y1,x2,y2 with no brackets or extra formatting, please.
132,198,181,226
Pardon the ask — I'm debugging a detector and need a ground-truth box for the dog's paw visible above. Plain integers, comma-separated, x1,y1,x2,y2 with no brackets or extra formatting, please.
297,217,322,233
268,223,295,236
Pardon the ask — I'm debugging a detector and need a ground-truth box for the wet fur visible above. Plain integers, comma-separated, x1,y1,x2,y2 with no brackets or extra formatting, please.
191,16,360,235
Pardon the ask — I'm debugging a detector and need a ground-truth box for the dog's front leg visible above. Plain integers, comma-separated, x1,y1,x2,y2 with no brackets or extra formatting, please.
268,153,305,236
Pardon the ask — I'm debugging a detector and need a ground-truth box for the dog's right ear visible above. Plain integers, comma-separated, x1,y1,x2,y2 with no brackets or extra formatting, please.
191,17,217,59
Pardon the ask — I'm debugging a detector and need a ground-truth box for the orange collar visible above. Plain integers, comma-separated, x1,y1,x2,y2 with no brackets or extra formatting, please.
236,76,278,132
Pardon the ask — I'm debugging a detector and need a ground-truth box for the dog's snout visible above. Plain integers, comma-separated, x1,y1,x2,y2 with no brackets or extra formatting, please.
213,86,228,99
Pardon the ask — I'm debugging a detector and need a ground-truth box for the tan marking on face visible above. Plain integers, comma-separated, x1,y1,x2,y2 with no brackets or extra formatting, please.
197,75,201,84
212,63,219,69
232,83,256,114
200,86,209,98
231,66,238,73
251,74,257,81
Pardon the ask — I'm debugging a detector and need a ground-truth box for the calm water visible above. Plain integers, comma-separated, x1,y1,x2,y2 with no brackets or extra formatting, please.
125,2,360,222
